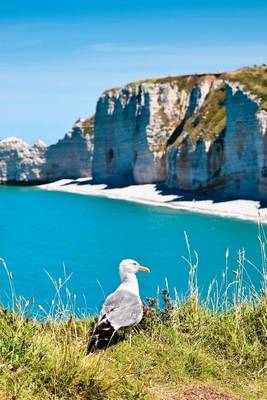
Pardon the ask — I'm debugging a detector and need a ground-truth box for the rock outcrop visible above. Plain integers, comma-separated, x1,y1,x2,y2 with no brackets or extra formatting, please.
167,80,267,199
0,117,94,183
92,65,267,200
43,118,93,181
0,137,47,183
92,75,215,184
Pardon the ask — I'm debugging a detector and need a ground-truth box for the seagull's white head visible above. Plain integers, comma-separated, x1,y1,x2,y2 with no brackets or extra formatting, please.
119,259,150,276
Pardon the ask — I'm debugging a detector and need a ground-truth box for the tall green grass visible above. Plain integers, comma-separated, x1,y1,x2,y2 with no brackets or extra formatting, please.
0,228,266,399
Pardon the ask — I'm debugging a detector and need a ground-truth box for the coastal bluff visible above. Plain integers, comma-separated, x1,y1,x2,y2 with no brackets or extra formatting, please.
93,65,267,200
0,118,93,184
0,65,267,200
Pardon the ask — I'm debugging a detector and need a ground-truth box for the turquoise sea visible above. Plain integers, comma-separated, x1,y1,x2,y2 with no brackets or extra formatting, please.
0,186,262,315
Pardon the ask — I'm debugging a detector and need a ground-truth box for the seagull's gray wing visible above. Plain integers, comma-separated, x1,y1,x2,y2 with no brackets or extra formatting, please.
98,289,143,330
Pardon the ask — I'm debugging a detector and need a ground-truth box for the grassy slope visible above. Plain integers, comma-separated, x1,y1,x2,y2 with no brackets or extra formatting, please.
80,115,95,137
104,73,217,94
181,84,226,145
0,296,266,400
104,65,267,110
0,237,267,400
223,65,267,110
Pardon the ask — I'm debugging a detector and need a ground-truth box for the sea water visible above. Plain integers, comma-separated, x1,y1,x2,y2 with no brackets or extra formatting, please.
0,186,262,315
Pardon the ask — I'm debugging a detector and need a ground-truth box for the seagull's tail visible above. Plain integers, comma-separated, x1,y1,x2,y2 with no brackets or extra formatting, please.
87,318,117,353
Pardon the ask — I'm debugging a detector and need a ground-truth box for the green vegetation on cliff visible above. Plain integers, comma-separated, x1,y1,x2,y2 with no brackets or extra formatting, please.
125,66,267,108
81,116,95,137
223,65,267,110
182,84,226,145
126,74,217,94
104,65,266,112
106,73,218,95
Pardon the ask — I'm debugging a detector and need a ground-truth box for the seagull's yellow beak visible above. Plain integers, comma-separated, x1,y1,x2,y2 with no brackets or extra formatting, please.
138,266,150,273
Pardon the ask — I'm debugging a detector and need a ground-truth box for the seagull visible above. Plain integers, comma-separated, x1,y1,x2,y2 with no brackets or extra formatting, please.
87,259,150,352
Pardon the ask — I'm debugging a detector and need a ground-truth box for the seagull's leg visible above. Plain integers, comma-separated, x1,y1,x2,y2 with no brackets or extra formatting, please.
87,320,98,354
129,333,132,347
106,329,117,350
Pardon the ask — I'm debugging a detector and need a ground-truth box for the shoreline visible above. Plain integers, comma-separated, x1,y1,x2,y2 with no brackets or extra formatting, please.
38,178,267,223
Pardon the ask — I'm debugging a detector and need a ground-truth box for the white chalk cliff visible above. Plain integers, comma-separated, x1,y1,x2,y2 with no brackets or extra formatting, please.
167,81,267,199
1,65,266,200
0,137,47,183
92,66,267,199
43,118,93,181
0,118,93,183
93,76,214,184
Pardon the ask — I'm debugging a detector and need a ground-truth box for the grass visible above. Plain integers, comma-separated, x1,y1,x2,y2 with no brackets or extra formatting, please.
223,65,267,111
81,115,95,137
103,65,267,112
0,310,266,400
180,84,226,145
0,230,267,399
105,73,218,95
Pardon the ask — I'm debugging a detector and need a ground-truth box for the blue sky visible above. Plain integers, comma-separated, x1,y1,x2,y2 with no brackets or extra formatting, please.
0,0,266,144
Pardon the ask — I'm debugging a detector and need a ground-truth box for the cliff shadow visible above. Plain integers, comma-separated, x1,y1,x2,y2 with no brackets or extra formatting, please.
154,183,260,205
60,179,266,209
61,178,135,189
258,199,267,209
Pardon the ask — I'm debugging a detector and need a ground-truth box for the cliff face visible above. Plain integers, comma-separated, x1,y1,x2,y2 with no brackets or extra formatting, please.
167,81,267,199
218,85,265,198
0,118,93,183
0,138,47,183
93,76,215,184
93,65,267,199
43,118,93,181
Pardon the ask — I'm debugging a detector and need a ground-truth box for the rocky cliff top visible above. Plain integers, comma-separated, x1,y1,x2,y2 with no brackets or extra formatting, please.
222,65,267,110
75,115,95,137
104,73,218,95
103,65,267,110
98,65,266,152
